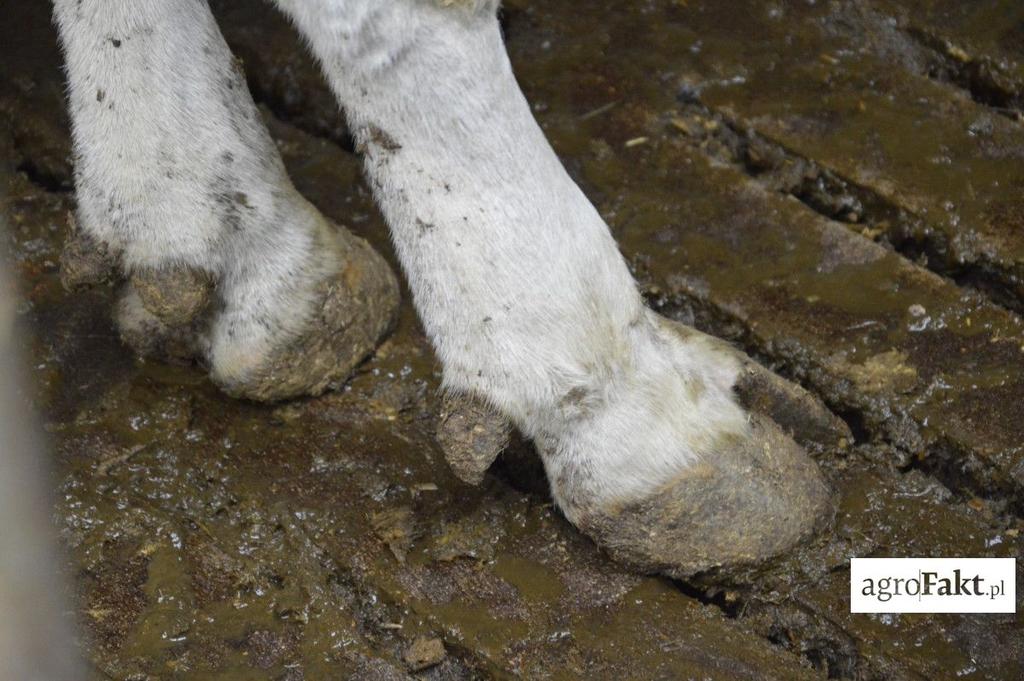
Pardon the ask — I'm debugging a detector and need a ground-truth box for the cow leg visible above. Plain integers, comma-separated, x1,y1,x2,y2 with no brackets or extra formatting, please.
52,0,398,401
274,0,834,577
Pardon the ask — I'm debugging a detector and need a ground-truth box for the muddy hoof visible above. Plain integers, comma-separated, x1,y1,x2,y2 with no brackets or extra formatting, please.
131,266,213,327
436,393,512,484
115,285,203,364
578,413,833,581
215,228,400,402
560,316,839,582
59,214,119,292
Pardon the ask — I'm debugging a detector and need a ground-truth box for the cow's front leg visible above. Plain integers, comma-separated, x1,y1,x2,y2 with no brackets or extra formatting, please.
53,0,398,401
277,0,834,577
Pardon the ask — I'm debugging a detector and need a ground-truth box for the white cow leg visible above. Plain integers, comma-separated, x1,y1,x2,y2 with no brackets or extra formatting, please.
53,0,398,401
275,0,834,576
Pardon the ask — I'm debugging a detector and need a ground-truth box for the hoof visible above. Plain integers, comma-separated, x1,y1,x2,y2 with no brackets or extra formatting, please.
733,357,851,451
547,315,838,581
213,226,400,402
577,413,833,580
436,393,512,485
115,285,203,364
662,318,851,451
131,266,213,327
59,214,119,292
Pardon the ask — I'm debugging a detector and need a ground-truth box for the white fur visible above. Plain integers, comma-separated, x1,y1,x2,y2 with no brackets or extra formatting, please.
55,0,749,511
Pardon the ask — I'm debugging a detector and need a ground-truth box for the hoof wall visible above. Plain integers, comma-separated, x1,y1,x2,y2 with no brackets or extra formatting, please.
580,414,833,580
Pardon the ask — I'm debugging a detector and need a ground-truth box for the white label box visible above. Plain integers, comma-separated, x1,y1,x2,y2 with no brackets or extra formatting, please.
850,558,1016,613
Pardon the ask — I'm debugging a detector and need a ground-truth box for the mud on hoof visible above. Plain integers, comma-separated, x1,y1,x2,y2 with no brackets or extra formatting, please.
577,318,838,581
66,216,400,402
450,313,842,583
115,284,205,364
576,412,833,581
211,227,400,403
59,214,119,292
115,267,213,364
131,266,214,328
436,393,512,485
430,315,840,582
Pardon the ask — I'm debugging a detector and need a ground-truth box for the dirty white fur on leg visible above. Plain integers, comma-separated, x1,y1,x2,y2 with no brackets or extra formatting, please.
53,0,335,385
277,0,749,513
